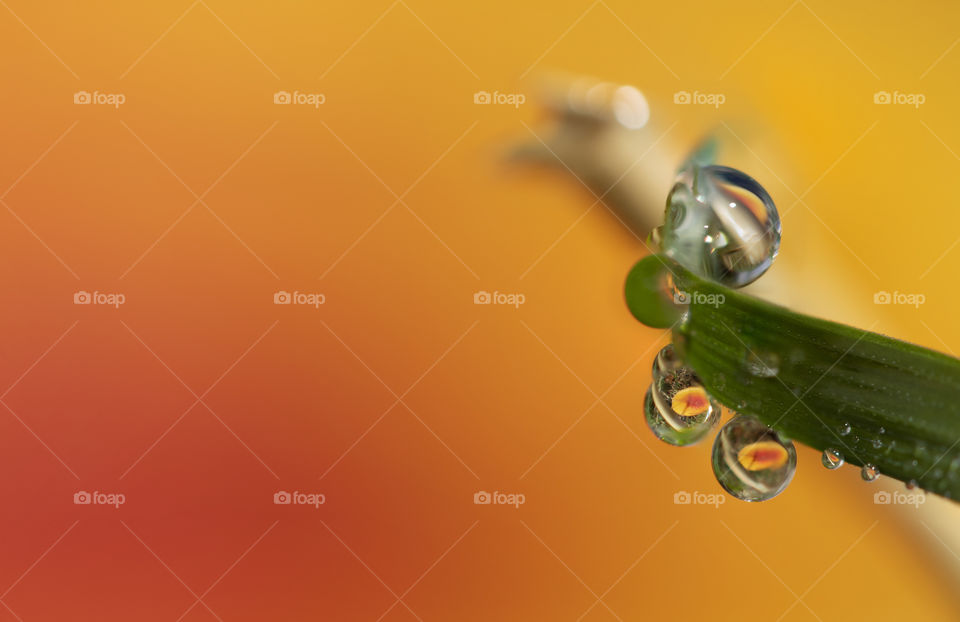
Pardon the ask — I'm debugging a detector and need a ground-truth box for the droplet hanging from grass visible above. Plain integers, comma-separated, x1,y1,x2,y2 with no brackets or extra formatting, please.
712,414,797,501
644,344,720,446
822,448,844,470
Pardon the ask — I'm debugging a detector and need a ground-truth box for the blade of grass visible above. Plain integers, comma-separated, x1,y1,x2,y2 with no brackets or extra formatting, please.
627,256,960,499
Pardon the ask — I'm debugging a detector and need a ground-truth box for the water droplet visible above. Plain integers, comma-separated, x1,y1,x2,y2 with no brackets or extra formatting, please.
644,344,720,446
872,438,883,450
743,350,780,378
659,165,781,288
839,423,852,436
861,464,879,482
822,448,844,470
906,479,917,490
711,415,797,502
624,256,688,329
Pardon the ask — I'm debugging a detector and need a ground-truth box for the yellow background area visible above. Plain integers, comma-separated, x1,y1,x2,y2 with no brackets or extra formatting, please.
0,0,958,620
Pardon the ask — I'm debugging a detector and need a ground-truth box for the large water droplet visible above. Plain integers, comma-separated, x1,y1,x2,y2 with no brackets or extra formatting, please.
861,464,880,482
839,423,852,436
658,165,781,288
822,448,844,470
711,414,797,501
644,344,720,446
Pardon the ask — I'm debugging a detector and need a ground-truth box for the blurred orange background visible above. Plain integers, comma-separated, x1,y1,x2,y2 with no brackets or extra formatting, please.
0,0,958,620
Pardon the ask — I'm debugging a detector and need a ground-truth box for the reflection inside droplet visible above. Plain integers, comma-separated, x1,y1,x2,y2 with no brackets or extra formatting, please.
712,414,797,501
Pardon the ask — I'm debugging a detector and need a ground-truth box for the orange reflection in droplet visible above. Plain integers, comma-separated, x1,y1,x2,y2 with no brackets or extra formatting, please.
737,441,789,471
671,386,710,417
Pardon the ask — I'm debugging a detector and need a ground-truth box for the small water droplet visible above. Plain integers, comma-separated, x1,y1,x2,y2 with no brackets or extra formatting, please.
624,256,688,329
872,438,883,450
906,479,917,490
644,344,720,446
861,464,879,482
711,415,796,502
839,423,852,436
822,448,844,470
659,165,781,288
743,350,780,378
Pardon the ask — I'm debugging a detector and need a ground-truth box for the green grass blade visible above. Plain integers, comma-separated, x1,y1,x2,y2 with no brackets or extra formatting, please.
633,257,960,499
